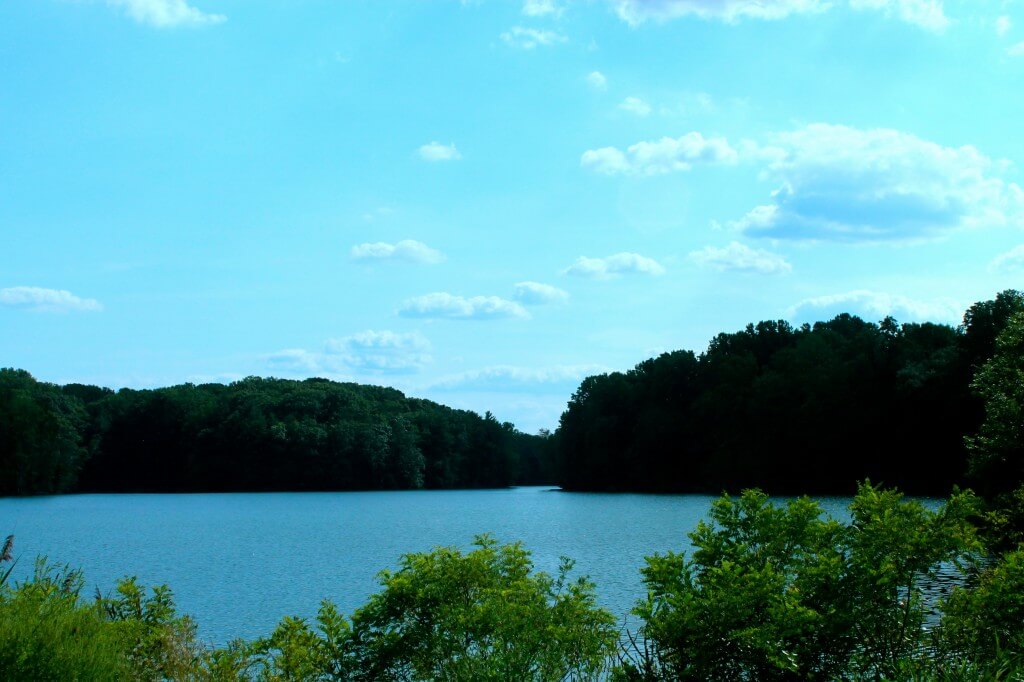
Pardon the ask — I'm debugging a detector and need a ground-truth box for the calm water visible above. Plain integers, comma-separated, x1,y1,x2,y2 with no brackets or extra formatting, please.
0,487,874,645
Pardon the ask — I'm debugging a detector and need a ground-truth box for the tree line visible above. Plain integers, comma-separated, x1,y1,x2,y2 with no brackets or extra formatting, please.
0,373,552,496
552,290,1024,497
3,289,1022,500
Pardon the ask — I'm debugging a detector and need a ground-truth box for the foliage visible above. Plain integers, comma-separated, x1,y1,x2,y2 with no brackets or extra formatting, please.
98,577,206,680
556,291,1024,495
621,484,979,681
939,549,1024,668
248,601,353,681
0,559,129,681
967,310,1024,492
0,368,88,495
844,485,979,675
0,372,547,496
345,535,618,681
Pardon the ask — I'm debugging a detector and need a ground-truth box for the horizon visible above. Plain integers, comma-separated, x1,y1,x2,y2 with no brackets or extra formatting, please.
3,0,1024,432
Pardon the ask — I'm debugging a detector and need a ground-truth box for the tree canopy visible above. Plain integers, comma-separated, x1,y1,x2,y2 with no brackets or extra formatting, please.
553,291,1024,495
0,373,551,496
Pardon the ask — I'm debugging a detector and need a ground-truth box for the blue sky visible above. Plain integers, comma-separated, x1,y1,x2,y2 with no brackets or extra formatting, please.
2,0,1024,432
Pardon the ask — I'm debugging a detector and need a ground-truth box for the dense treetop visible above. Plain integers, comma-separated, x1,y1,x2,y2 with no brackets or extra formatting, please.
0,373,550,496
552,290,1024,495
3,290,1022,498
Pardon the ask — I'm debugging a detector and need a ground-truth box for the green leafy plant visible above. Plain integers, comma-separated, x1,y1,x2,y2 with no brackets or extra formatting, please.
0,557,129,681
346,535,618,681
622,484,979,680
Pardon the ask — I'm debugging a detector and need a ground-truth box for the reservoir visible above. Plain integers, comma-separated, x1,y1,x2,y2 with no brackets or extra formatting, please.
0,486,883,645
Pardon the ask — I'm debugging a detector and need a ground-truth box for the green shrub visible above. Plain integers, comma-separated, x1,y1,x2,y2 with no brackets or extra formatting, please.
0,559,128,681
939,549,1024,669
622,484,978,681
346,535,618,681
98,576,205,680
248,601,352,681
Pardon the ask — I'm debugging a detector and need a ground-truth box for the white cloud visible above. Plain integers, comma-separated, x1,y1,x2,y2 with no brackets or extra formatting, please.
586,71,608,91
268,331,432,377
513,281,570,305
501,26,568,49
734,124,1024,242
848,0,948,32
399,293,529,320
523,0,564,17
350,239,445,264
611,0,827,25
429,364,608,392
581,132,739,175
996,15,1012,36
0,286,103,313
106,0,225,27
324,330,431,373
610,0,948,30
1009,41,1024,56
564,252,666,279
619,96,652,116
361,206,395,222
689,242,793,275
418,142,461,162
789,290,962,324
991,244,1024,272
267,348,339,375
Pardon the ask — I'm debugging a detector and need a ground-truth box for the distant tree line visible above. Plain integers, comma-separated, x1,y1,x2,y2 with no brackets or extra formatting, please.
4,289,1023,499
553,290,1024,496
0,374,552,496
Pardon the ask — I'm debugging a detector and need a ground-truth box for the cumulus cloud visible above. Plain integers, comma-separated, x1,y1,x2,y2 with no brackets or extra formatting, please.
611,0,827,25
586,71,608,90
564,252,666,279
429,364,608,392
609,0,948,30
523,0,564,17
848,0,948,32
734,124,1024,242
268,331,432,376
0,286,103,313
106,0,225,27
788,290,962,324
991,244,1024,273
399,293,529,320
997,15,1012,36
418,142,461,162
350,239,445,264
689,242,793,275
266,348,333,374
581,132,739,175
619,96,652,116
513,281,570,305
501,26,568,49
325,330,432,373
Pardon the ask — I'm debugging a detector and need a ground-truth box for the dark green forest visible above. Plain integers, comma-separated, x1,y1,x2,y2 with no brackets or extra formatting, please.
3,289,1022,498
554,290,1024,495
0,374,551,496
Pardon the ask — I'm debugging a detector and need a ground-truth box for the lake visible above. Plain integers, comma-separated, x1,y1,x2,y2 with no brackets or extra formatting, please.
0,487,879,645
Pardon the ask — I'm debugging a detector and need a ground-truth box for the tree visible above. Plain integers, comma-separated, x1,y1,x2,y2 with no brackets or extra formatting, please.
623,485,977,680
346,535,618,681
967,311,1024,499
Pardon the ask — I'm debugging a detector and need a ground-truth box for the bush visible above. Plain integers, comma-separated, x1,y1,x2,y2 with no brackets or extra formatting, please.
622,484,978,681
0,559,128,681
939,549,1024,669
346,535,618,680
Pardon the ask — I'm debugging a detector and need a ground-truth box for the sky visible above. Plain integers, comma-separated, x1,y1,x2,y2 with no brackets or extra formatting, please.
2,0,1024,432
